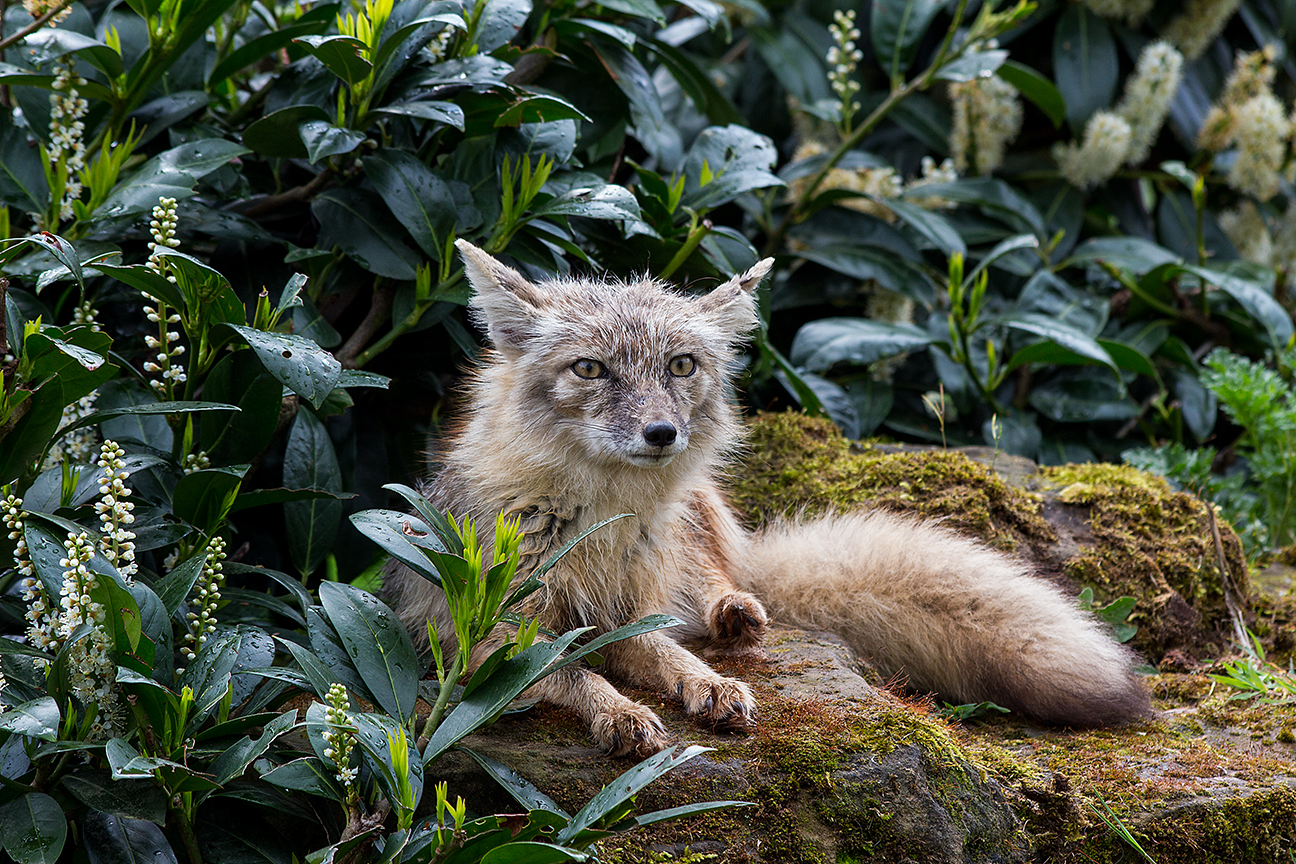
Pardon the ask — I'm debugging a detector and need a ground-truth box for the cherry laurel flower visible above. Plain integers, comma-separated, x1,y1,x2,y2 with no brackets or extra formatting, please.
59,531,125,738
827,9,863,130
1054,111,1132,190
48,58,88,222
1115,42,1184,166
1164,0,1244,61
1227,92,1289,202
142,198,188,396
323,683,359,802
23,0,72,22
949,74,1022,175
1218,202,1274,266
96,440,137,582
1199,48,1278,152
1079,0,1154,26
182,536,227,663
2,495,58,658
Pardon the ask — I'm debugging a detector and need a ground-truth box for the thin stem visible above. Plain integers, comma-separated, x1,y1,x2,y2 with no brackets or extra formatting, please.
419,653,462,744
762,0,971,257
0,0,73,51
659,216,711,280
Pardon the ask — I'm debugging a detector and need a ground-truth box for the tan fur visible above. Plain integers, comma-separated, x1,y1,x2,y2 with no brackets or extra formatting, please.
389,241,1150,755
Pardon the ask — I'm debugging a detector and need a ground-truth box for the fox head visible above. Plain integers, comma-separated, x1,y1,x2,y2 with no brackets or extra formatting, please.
456,240,773,470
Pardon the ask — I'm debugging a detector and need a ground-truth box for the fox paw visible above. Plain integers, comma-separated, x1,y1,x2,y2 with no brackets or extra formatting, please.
676,674,756,732
591,703,670,758
705,592,768,655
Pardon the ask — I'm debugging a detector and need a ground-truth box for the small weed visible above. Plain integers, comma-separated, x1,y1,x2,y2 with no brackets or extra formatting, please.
937,701,1011,722
1086,792,1157,863
1210,630,1296,704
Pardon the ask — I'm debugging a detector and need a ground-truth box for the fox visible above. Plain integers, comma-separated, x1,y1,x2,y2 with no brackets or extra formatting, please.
388,239,1151,757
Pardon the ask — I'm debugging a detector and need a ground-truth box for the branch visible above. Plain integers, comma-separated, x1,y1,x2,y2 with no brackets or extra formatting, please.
0,0,74,51
236,168,334,219
336,284,395,369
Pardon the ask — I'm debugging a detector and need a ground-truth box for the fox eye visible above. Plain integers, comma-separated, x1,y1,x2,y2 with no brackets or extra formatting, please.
571,359,606,379
668,355,696,377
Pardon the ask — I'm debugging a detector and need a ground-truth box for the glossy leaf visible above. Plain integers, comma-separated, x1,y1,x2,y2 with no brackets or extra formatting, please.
791,318,935,372
0,793,66,864
81,811,179,864
283,409,344,576
227,325,342,409
0,697,59,741
871,0,943,81
62,773,168,825
364,150,457,258
1052,5,1117,132
318,581,419,723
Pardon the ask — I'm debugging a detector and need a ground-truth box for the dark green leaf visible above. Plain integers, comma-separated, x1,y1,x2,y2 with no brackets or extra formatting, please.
349,509,445,585
208,710,298,786
228,325,342,409
478,844,586,864
313,187,421,280
1052,5,1117,132
791,318,935,372
1065,237,1181,274
474,0,531,53
997,60,1066,128
172,466,247,535
0,124,50,214
283,409,343,575
935,49,1008,82
242,106,331,159
81,811,178,864
557,745,711,844
871,0,943,81
318,581,419,724
461,748,570,817
208,12,336,83
0,697,59,741
371,100,466,129
260,757,345,801
876,198,965,258
364,150,457,258
294,35,372,86
532,185,642,222
1179,265,1295,349
0,793,66,864
298,120,365,164
62,773,168,825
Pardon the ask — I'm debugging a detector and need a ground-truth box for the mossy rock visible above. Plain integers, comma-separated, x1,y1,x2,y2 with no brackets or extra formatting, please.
728,412,1258,663
432,630,1027,864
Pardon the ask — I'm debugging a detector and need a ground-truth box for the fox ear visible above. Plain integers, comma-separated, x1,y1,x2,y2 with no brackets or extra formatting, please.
456,239,545,352
696,257,774,337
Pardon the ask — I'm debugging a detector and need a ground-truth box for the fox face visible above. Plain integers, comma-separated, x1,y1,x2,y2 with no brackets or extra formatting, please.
455,241,774,470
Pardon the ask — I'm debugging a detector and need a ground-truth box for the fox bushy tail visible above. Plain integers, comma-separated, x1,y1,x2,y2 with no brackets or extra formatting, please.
733,511,1150,726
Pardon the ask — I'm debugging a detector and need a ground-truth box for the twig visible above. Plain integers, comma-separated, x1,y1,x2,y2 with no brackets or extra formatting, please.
1205,499,1249,649
0,0,73,51
336,283,395,369
236,168,334,219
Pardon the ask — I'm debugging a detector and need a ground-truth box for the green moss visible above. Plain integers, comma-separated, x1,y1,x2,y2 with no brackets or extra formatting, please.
1039,462,1251,658
730,413,1054,551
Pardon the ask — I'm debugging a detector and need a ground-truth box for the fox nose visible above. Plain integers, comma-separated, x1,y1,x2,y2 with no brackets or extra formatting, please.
642,421,678,448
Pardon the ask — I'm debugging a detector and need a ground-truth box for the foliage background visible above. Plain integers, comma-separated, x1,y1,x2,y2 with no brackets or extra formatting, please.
1,0,1296,860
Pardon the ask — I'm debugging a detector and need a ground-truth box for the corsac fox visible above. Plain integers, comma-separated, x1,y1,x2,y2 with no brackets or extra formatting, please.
389,239,1150,757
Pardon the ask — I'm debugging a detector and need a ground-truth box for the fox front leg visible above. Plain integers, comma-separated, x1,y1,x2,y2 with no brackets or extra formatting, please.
705,590,768,656
602,630,756,731
524,665,671,758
